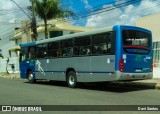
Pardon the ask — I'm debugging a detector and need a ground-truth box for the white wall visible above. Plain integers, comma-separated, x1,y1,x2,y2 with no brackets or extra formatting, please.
37,32,46,41
63,31,71,35
153,67,160,78
37,30,74,41
0,57,19,73
0,38,15,58
16,38,22,45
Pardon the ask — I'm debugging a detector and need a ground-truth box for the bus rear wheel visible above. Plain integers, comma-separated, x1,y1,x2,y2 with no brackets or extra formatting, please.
28,71,36,83
67,71,77,88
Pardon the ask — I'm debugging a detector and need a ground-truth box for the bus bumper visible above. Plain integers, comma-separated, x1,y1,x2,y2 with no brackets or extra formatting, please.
115,71,153,81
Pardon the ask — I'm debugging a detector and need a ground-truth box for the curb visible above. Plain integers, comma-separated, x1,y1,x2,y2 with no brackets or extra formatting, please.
111,81,159,90
0,76,20,79
0,73,20,79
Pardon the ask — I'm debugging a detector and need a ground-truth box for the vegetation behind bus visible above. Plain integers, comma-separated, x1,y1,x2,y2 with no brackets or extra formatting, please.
33,0,74,39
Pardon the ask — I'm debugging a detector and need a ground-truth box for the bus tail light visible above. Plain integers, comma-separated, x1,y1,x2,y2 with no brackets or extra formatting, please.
119,59,124,72
151,61,153,72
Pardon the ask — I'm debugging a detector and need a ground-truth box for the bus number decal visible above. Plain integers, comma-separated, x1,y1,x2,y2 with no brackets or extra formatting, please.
135,55,142,62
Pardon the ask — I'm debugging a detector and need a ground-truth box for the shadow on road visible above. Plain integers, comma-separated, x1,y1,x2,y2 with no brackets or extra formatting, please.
24,80,155,93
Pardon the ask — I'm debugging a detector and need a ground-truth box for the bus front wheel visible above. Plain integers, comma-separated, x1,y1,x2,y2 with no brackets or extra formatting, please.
67,71,77,88
28,71,36,83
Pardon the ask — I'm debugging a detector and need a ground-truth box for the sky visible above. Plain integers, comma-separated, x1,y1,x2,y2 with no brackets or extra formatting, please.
70,0,160,27
0,0,159,57
0,0,160,40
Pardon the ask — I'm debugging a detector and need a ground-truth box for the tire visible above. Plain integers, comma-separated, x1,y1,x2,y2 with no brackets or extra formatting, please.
67,71,77,88
28,71,36,83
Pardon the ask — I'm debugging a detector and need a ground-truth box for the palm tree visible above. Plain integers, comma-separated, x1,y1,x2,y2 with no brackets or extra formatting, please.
33,0,74,39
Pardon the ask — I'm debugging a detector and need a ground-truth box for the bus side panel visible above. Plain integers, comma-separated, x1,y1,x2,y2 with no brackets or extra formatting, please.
35,57,91,81
91,55,115,72
77,55,116,82
35,59,47,79
35,55,116,82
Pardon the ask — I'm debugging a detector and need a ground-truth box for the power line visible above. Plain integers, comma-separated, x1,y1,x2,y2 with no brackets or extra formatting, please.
68,0,159,22
71,0,141,20
10,0,32,20
0,0,159,40
0,8,27,11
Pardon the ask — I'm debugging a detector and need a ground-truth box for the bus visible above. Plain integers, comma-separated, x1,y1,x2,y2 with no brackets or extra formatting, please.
19,25,153,88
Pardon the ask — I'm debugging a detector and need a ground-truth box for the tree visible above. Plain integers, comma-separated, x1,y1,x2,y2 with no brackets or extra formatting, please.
33,0,74,39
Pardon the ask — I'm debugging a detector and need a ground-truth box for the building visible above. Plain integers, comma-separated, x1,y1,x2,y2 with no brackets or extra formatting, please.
135,12,160,63
135,12,160,78
9,19,95,57
0,19,94,73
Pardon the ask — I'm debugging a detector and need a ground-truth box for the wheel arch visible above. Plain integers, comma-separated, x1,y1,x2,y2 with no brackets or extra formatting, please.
26,69,32,78
66,68,75,80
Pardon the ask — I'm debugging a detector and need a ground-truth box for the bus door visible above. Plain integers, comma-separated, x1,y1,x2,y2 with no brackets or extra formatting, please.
20,47,36,78
20,47,29,78
121,30,152,73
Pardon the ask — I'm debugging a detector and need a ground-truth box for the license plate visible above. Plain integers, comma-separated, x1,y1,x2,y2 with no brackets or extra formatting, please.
135,69,142,72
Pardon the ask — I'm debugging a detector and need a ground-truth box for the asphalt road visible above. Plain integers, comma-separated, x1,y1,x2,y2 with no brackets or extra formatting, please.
0,77,160,114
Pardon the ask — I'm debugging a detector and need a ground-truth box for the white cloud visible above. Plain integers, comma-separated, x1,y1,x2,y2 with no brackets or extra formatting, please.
86,0,160,28
9,18,16,23
0,0,31,38
81,0,93,11
0,0,30,22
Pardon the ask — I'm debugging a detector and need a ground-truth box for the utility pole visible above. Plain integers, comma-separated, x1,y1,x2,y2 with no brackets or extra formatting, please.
31,0,37,41
10,0,37,41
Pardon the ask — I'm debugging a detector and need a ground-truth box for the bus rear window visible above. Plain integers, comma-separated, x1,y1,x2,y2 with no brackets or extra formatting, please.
122,30,151,54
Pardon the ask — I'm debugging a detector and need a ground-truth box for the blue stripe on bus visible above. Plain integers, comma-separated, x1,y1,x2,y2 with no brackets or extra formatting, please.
34,71,114,74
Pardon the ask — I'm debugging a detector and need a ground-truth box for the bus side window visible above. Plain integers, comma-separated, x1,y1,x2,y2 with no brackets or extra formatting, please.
48,42,59,58
91,32,115,55
92,33,107,55
74,36,90,56
36,44,48,59
29,47,36,59
20,47,28,61
60,39,73,57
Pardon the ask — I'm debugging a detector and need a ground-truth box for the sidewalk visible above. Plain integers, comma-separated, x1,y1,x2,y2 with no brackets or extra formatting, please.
0,72,160,90
134,78,160,90
111,78,160,90
0,73,20,79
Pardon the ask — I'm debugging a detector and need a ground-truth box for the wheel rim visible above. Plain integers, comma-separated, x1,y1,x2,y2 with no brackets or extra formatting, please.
69,74,75,85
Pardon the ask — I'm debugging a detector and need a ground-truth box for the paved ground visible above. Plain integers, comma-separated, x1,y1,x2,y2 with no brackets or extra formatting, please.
1,77,160,105
1,73,160,90
0,73,160,114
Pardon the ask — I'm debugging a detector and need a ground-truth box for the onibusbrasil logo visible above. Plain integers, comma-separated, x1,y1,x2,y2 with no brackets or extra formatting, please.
1,106,42,112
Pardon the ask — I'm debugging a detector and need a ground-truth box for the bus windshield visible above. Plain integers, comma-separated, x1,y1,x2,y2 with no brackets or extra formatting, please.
122,30,151,54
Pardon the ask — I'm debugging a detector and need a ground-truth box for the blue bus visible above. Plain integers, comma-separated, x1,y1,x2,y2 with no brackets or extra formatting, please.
19,25,153,88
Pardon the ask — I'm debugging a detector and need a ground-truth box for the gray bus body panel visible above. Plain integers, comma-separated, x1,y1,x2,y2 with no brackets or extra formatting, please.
35,55,116,82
